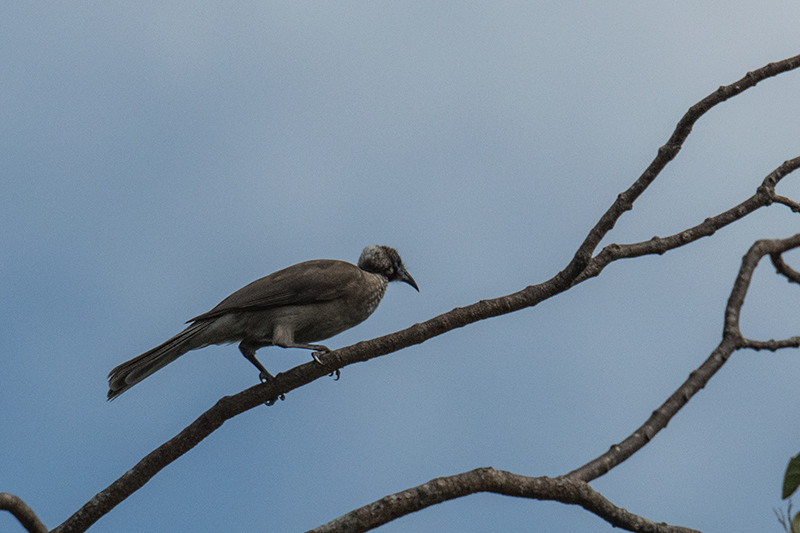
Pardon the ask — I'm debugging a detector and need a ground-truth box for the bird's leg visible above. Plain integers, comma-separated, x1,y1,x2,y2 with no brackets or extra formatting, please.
239,342,284,406
238,342,274,383
292,344,341,380
273,340,341,380
298,346,340,380
287,343,341,380
273,341,330,365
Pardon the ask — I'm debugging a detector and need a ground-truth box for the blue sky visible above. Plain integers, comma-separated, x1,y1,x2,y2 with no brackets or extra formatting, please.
2,2,800,532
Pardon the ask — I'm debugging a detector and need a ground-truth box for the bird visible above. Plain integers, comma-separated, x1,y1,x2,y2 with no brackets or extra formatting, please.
107,245,418,400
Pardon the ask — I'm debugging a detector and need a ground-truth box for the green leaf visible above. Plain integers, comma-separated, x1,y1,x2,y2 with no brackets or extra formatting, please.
783,453,800,499
791,511,800,533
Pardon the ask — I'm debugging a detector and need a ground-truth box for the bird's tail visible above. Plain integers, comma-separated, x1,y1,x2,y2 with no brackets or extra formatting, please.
107,321,213,400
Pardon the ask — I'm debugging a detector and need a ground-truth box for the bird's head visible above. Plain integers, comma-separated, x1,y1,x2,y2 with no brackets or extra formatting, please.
358,245,419,291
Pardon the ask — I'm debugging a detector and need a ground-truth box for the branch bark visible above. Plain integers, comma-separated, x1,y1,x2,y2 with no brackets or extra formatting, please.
574,156,800,284
49,53,800,533
307,468,700,533
0,493,47,533
771,251,800,285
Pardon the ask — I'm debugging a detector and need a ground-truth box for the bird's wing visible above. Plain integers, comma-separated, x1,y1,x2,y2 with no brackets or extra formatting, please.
187,259,363,322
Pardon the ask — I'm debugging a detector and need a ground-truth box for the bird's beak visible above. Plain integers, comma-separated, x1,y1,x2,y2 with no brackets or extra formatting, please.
399,269,419,292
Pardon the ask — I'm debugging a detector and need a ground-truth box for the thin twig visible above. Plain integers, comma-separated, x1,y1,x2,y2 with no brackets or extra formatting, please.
771,253,800,285
575,157,800,284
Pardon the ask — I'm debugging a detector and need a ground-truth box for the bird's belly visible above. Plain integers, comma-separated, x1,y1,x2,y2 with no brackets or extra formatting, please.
286,300,376,343
206,298,378,346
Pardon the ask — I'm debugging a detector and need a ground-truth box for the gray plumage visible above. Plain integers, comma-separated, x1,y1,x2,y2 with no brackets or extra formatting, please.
107,245,418,400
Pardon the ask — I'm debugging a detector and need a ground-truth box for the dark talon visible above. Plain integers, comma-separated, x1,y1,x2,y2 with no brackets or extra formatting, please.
264,393,285,407
328,369,341,381
259,370,279,406
312,351,325,365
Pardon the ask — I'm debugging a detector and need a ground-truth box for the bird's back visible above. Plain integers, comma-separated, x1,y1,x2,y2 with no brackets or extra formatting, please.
188,259,367,322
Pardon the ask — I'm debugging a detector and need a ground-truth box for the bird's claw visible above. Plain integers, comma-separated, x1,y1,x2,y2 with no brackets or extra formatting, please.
311,350,339,380
311,351,325,365
258,371,282,406
264,393,285,407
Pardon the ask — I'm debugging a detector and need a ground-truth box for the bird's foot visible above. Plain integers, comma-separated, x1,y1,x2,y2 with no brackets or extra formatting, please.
311,350,340,380
264,393,285,407
257,371,283,406
264,389,280,405
311,350,329,365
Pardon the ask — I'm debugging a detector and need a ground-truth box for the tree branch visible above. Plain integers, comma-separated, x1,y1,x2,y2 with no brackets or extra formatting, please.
566,54,800,273
0,493,47,533
771,252,800,285
308,233,800,533
307,468,700,533
574,156,800,284
51,53,800,533
567,233,800,482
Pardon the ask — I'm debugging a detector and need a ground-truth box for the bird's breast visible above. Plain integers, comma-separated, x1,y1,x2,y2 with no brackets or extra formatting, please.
362,276,388,316
292,273,388,343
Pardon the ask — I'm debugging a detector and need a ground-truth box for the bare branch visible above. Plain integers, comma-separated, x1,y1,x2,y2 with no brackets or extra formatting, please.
771,252,800,285
575,156,800,284
723,234,800,338
773,195,800,212
568,233,800,482
741,337,800,351
567,54,800,273
775,500,794,533
565,337,739,482
307,468,700,533
0,493,47,533
51,54,800,533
